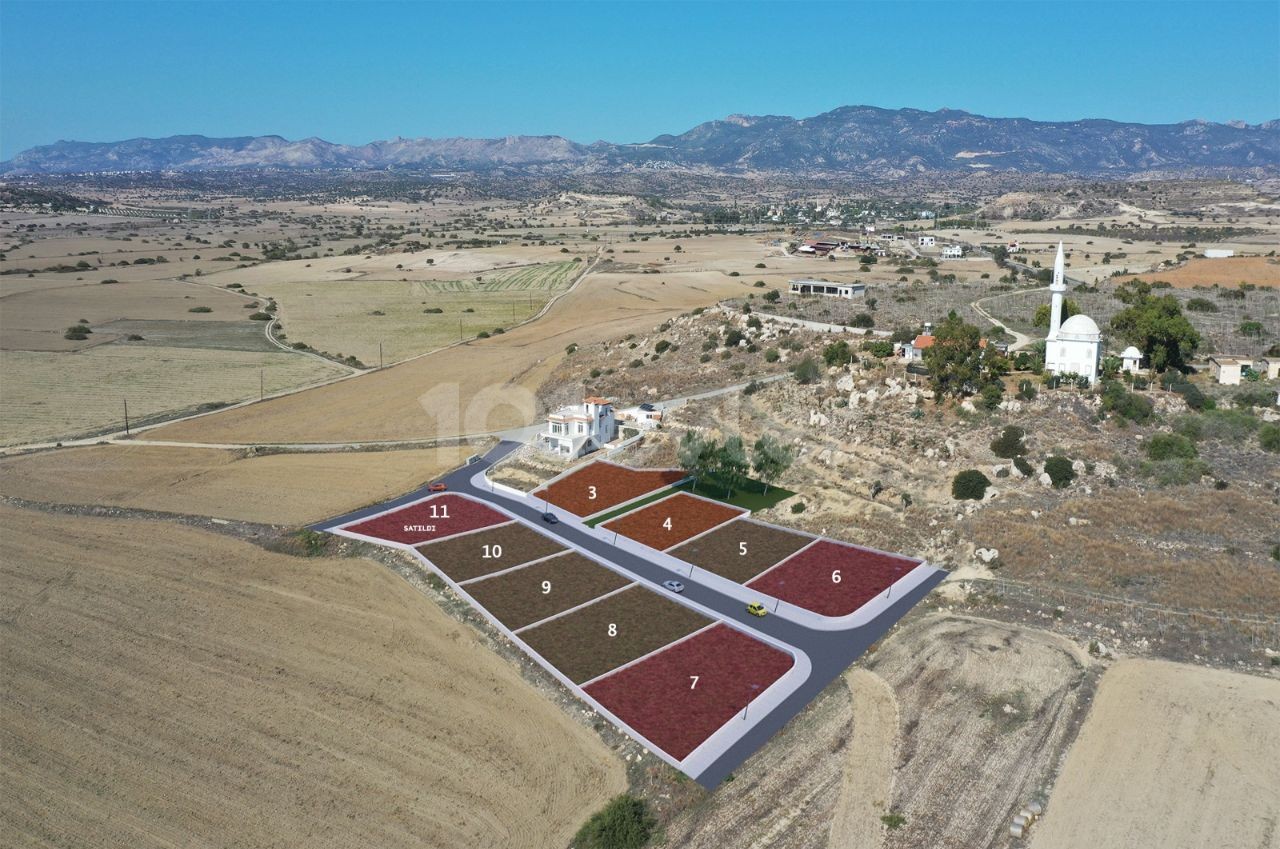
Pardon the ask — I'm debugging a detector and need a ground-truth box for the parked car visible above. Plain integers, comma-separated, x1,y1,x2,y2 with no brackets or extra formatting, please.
428,482,448,492
662,579,685,593
746,601,768,617
541,512,559,524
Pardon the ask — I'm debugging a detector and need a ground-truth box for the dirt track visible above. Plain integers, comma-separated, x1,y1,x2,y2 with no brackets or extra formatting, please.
1032,659,1280,849
0,505,623,848
144,269,758,444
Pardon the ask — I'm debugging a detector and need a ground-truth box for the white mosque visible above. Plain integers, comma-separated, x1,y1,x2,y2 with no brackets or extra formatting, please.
1043,242,1102,384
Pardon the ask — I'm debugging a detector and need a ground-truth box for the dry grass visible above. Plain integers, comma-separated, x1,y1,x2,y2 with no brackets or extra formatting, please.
0,505,624,849
1117,255,1280,288
0,443,470,525
1034,659,1280,849
146,266,760,444
1,346,345,446
965,487,1280,616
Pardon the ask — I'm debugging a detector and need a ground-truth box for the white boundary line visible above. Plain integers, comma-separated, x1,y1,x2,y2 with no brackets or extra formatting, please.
329,484,812,779
455,549,572,586
578,621,719,689
512,582,639,634
659,512,751,553
740,536,823,585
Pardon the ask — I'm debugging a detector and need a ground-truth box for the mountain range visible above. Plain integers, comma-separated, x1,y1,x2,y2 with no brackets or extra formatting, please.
4,106,1277,176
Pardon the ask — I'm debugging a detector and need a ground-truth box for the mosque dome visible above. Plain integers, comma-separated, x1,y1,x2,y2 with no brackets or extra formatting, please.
1058,313,1101,340
1121,345,1142,359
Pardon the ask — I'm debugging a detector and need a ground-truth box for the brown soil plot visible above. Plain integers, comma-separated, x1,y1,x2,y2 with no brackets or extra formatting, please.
462,552,632,631
668,518,814,584
416,521,567,582
517,586,711,684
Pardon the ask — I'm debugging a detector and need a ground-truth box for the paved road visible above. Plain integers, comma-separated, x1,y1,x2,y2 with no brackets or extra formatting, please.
316,441,944,787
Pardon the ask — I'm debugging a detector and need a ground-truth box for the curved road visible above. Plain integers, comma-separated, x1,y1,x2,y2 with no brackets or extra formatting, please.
316,440,944,787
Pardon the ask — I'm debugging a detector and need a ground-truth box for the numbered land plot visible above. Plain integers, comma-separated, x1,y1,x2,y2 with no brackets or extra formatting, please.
517,585,712,684
536,460,686,517
415,521,567,582
747,540,922,617
459,552,632,631
585,624,794,761
600,492,745,551
668,518,815,584
338,494,508,546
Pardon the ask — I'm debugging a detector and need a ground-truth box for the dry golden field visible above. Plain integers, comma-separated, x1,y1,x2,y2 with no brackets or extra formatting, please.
1118,255,1280,288
0,443,470,524
146,264,761,444
0,346,345,446
0,505,624,849
1032,659,1280,849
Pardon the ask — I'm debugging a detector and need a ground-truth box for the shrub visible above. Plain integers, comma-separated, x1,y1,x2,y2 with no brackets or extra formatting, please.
1100,380,1154,422
654,339,672,355
629,358,643,368
851,312,875,329
881,813,907,830
1147,433,1198,461
952,469,991,500
790,501,807,514
755,262,766,268
1013,455,1034,476
743,380,762,396
790,356,821,384
1044,455,1075,488
126,334,144,341
699,353,712,363
1172,381,1213,411
822,340,852,366
1233,387,1274,409
248,312,272,321
764,348,780,363
566,343,578,355
1016,378,1038,401
1260,423,1280,453
423,307,444,313
724,329,746,347
187,306,213,313
990,425,1027,459
1185,297,1219,312
572,795,654,849
1141,457,1211,486
476,330,490,338
979,382,1004,410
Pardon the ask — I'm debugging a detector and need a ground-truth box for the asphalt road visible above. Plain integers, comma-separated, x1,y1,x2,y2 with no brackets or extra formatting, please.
317,441,944,788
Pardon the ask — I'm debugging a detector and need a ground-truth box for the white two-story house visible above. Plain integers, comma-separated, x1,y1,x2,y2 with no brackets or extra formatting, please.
540,396,617,457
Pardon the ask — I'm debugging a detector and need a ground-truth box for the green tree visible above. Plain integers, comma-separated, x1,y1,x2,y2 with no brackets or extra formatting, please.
1032,298,1080,328
1109,283,1200,372
716,436,750,497
922,313,986,400
677,431,718,488
751,434,794,494
822,339,853,367
990,425,1027,459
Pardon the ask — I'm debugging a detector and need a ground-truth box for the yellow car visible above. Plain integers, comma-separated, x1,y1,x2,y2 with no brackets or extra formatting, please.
746,601,768,618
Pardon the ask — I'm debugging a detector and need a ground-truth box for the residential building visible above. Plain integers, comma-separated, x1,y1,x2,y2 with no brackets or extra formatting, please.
539,396,617,457
917,235,936,248
1209,356,1253,386
789,279,866,299
941,244,964,259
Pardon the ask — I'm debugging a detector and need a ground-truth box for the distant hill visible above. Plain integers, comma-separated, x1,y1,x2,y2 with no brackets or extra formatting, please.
4,106,1277,176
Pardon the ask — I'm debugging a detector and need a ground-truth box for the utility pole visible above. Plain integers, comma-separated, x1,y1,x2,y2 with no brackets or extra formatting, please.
123,399,130,435
379,342,384,369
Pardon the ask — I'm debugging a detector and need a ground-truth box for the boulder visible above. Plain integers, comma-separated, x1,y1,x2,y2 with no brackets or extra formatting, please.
1039,472,1053,487
975,547,1000,563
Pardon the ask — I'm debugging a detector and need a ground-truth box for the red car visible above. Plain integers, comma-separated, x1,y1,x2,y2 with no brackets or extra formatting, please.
428,482,448,492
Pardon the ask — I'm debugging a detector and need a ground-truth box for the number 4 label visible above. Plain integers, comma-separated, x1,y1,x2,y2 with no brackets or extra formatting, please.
662,517,672,531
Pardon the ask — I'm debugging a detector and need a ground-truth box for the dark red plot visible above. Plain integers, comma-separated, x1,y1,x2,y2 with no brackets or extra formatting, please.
746,540,920,617
584,624,793,761
341,494,508,545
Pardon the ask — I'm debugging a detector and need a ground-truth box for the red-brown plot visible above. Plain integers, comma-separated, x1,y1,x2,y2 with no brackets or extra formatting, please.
584,624,794,761
668,518,813,584
416,521,566,582
601,492,744,550
747,540,920,617
538,461,686,517
462,552,631,631
341,494,507,545
517,585,710,684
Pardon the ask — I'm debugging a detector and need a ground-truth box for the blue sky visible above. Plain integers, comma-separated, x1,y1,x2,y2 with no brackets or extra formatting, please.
2,0,1277,159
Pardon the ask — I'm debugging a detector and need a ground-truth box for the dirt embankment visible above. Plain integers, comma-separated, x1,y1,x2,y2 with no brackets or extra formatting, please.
0,505,623,849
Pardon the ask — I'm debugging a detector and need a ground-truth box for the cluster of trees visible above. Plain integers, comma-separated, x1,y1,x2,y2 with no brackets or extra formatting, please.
921,312,1010,408
677,431,794,496
1110,282,1200,372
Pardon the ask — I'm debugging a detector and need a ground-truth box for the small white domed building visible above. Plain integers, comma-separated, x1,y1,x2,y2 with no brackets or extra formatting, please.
1120,345,1144,374
1043,243,1102,384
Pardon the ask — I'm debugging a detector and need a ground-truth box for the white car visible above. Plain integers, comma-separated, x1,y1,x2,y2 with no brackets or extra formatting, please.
661,579,685,593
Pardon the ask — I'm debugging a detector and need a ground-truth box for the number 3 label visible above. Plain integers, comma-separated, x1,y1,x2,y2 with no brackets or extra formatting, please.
588,485,597,500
